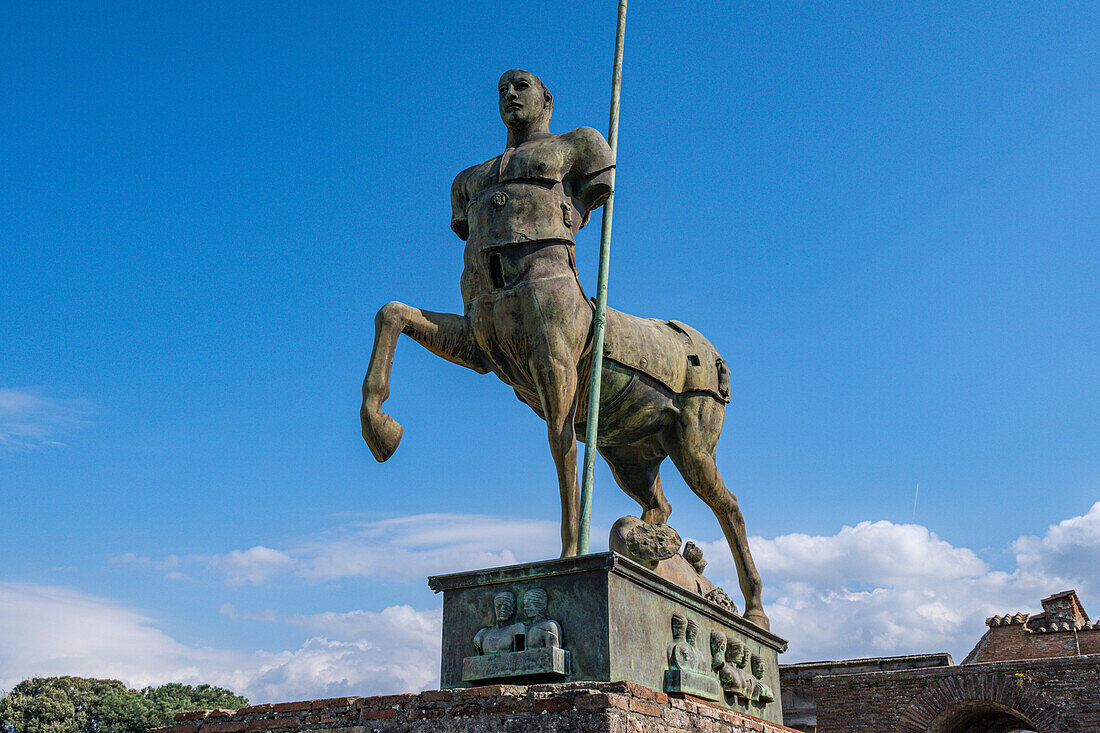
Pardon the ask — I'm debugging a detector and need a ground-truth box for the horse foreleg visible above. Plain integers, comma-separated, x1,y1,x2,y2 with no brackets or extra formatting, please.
532,352,581,558
362,301,486,462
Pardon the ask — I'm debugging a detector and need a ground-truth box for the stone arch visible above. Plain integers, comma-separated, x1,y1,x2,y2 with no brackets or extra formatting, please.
894,671,1072,733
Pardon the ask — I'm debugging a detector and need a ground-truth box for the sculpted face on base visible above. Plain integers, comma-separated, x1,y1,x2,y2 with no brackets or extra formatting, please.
523,587,547,619
494,591,516,622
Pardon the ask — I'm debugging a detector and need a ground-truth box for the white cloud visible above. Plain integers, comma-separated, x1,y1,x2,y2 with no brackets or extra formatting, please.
0,388,90,450
1012,501,1100,581
208,546,294,586
184,514,562,586
9,504,1095,705
692,502,1100,663
0,581,440,703
0,582,246,692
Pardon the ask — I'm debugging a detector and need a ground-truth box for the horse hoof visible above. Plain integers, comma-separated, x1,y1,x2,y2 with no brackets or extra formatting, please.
362,411,403,462
743,608,770,631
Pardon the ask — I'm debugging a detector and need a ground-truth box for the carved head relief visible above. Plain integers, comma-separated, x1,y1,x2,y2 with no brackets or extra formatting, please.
751,653,765,679
685,618,700,645
726,638,747,667
670,612,687,641
709,630,727,669
493,591,516,622
522,587,548,620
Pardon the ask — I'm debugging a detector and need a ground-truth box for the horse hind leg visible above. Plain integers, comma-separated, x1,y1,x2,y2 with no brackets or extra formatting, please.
361,301,486,462
663,402,769,630
598,445,671,526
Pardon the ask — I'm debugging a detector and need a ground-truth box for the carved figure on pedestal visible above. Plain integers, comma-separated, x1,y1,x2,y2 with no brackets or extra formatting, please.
709,629,728,676
666,613,696,670
360,69,768,629
473,591,525,654
684,619,707,672
663,613,722,700
720,638,753,700
749,653,775,703
521,587,562,649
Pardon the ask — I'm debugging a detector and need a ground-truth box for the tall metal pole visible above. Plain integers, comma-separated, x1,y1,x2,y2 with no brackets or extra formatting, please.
578,0,627,555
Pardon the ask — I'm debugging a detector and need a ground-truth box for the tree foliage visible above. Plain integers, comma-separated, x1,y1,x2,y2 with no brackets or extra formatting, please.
0,678,247,733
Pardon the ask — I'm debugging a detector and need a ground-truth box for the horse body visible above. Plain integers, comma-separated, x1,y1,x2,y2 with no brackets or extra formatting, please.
361,236,770,629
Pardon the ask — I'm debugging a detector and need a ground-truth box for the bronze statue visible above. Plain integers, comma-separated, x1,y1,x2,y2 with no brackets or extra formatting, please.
360,69,768,630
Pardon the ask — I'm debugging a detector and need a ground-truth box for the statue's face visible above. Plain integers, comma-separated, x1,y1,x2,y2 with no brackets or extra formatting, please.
498,70,547,129
523,594,545,618
751,655,765,677
494,594,514,621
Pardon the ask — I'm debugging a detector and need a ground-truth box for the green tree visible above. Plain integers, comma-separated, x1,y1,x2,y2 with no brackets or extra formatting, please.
0,678,247,733
139,684,247,730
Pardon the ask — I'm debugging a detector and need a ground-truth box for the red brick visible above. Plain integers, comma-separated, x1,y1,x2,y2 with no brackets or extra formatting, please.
204,710,235,719
459,684,526,698
309,697,356,710
175,711,211,722
200,722,247,733
271,701,311,713
236,705,274,716
418,690,452,703
165,725,200,733
620,680,659,702
408,707,444,720
484,698,533,714
245,719,298,730
356,693,412,710
628,698,663,718
532,696,571,713
448,702,482,717
360,709,397,721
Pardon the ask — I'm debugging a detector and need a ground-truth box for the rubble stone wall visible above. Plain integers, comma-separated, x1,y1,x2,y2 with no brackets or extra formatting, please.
158,681,800,733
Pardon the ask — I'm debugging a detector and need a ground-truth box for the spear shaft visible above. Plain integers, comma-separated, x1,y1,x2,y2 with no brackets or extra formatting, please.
578,0,627,555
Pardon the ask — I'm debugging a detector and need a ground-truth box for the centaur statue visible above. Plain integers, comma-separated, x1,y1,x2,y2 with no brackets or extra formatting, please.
361,70,769,630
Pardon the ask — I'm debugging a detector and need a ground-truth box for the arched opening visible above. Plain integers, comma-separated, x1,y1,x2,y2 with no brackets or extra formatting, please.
927,700,1040,733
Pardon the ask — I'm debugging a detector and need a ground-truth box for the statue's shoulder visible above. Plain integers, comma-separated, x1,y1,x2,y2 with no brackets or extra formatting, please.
561,127,614,173
452,156,499,194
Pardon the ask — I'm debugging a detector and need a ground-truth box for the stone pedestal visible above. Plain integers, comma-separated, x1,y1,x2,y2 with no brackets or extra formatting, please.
428,552,788,725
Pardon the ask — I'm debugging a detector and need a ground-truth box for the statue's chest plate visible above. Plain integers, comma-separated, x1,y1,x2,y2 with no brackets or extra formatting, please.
464,139,579,251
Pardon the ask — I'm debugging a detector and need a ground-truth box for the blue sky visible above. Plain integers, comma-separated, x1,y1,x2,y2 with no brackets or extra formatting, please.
1,0,1098,702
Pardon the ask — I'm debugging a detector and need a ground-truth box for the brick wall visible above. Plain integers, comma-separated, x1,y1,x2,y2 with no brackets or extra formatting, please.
965,624,1100,663
812,653,1100,733
158,681,802,733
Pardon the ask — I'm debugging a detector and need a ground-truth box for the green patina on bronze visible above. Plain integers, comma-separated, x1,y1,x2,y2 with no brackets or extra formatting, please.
428,553,787,725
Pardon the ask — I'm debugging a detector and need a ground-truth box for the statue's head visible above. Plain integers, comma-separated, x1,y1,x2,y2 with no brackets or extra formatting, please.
493,591,516,621
685,618,700,644
498,69,552,131
670,612,687,640
751,654,765,679
709,630,727,662
726,638,746,666
522,588,548,619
